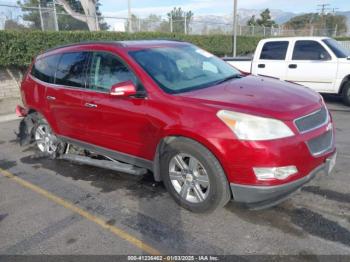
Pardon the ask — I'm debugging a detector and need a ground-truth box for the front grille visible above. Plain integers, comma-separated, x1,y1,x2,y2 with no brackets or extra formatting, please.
295,107,328,133
307,130,333,156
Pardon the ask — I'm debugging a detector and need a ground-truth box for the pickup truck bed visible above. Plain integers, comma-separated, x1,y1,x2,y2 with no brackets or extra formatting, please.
223,57,252,73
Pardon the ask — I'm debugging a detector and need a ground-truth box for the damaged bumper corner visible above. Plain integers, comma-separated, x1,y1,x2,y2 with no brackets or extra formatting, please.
16,105,28,117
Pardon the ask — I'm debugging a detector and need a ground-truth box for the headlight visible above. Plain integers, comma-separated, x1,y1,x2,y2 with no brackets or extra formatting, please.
217,110,294,141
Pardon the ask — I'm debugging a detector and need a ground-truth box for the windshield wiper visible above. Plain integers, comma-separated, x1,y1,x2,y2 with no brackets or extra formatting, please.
214,74,242,85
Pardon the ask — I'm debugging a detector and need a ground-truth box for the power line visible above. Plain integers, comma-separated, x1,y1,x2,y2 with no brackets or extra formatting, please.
317,3,331,15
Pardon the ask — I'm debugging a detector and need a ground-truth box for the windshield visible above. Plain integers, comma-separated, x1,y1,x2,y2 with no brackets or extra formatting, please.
323,38,350,58
129,45,241,94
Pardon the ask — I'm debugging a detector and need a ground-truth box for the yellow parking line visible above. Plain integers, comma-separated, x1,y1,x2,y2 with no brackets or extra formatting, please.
0,167,161,255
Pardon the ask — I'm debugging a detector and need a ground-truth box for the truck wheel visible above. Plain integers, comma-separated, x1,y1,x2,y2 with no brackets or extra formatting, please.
33,114,61,157
160,138,231,213
341,81,350,106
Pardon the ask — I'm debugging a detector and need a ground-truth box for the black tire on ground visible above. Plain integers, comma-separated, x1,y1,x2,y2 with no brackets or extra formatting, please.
160,137,231,213
341,81,350,106
32,113,64,158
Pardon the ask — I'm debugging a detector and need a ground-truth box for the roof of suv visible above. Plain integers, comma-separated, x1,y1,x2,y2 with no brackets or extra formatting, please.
43,40,190,54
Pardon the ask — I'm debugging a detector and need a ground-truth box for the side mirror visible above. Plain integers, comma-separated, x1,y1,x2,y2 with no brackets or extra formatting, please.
110,80,137,97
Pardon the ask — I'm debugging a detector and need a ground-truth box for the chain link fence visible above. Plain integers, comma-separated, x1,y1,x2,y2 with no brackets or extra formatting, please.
0,3,346,37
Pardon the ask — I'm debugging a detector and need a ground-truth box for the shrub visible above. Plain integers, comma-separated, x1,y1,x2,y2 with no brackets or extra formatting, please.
0,30,262,67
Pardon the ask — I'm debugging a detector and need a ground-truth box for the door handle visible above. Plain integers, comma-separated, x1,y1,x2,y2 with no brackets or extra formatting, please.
84,103,97,108
46,96,56,101
289,64,297,69
258,64,265,68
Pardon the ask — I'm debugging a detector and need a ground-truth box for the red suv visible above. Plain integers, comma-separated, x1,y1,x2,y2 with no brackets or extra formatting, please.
18,40,336,212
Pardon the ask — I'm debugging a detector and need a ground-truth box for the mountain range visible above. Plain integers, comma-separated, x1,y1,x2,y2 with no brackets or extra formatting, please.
191,9,350,35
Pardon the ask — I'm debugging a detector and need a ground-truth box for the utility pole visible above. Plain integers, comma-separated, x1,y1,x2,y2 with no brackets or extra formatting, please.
334,24,338,36
38,3,44,31
170,15,173,33
95,12,99,31
317,3,330,36
128,0,132,32
52,0,59,31
232,0,238,57
332,7,339,15
184,12,187,34
318,3,330,15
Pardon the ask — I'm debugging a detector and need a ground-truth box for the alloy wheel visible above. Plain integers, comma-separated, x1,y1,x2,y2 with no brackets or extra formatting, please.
34,124,57,154
169,153,210,203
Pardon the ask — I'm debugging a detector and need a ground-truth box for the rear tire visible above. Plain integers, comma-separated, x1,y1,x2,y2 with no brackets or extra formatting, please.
33,114,63,158
341,81,350,106
160,137,231,213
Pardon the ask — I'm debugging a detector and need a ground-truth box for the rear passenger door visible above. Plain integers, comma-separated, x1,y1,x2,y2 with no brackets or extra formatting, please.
30,54,61,130
80,51,151,158
252,41,289,80
46,51,90,139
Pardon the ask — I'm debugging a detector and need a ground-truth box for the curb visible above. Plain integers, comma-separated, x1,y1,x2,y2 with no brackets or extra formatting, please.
0,114,20,123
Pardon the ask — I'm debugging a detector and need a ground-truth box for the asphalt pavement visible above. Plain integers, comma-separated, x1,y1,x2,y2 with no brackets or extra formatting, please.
0,95,349,256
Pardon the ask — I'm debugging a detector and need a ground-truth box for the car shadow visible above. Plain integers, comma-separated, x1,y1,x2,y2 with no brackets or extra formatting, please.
20,153,167,199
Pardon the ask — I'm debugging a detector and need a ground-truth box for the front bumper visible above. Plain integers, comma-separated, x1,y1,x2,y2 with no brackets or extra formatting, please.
230,152,336,209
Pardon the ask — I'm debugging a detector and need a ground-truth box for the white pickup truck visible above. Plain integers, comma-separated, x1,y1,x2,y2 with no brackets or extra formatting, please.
224,37,350,105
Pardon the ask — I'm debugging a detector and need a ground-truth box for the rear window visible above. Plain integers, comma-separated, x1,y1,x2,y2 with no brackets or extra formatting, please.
31,54,61,83
55,52,90,88
260,41,289,60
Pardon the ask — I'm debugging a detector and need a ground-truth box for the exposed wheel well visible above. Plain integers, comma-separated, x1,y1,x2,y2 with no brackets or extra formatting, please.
152,136,223,182
27,108,37,115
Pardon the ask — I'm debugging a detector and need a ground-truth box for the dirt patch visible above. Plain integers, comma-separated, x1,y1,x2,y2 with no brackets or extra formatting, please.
0,159,17,169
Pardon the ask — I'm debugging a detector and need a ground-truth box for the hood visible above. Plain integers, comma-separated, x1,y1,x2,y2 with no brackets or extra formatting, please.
176,75,323,120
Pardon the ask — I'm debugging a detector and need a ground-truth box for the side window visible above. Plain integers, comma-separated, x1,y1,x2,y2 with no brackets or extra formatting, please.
87,52,136,92
55,52,89,88
260,41,289,60
31,54,61,83
292,41,331,60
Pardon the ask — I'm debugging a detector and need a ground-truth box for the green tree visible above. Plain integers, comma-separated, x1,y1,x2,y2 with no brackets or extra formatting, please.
125,14,139,32
125,14,171,33
4,19,28,30
246,15,257,26
140,14,162,32
324,14,347,35
284,13,313,30
256,9,276,27
167,7,193,33
284,13,347,35
17,0,109,31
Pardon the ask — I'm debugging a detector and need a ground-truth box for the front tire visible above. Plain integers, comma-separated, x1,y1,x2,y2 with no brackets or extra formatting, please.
160,138,231,213
341,81,350,106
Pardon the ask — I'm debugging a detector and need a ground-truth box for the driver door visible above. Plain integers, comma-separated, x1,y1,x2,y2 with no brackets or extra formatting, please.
79,51,151,159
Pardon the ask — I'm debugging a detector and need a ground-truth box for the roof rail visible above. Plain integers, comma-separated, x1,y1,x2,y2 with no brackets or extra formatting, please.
40,39,189,56
43,41,122,54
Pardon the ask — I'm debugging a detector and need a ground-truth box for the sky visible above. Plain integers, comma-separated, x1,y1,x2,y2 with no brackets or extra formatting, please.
1,0,349,30
98,0,350,18
1,0,349,17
